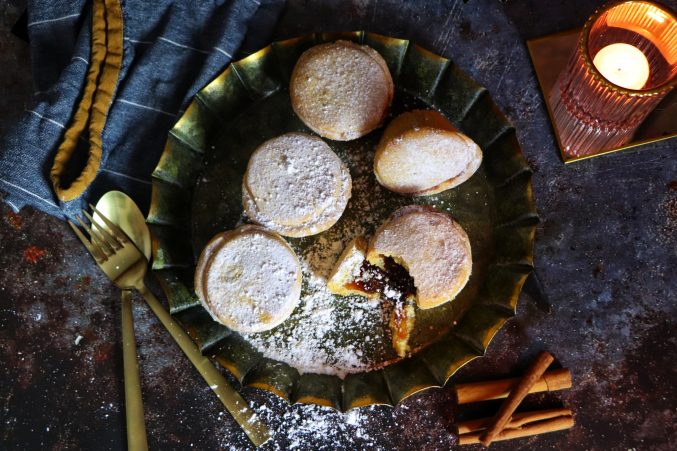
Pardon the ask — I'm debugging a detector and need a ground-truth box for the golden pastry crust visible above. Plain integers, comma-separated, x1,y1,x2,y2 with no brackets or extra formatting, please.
242,133,351,237
194,229,240,305
290,40,394,141
367,205,472,309
326,236,380,299
374,110,482,196
390,298,416,357
195,225,302,333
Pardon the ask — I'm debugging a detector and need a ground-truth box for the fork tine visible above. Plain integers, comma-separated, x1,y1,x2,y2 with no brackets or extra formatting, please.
83,209,122,251
76,214,114,257
89,204,130,244
68,219,106,263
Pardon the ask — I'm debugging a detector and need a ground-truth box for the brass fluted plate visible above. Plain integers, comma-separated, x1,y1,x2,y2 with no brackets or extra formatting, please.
147,31,537,411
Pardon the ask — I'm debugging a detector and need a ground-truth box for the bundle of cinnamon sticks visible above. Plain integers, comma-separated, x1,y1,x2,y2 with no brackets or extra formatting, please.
455,351,574,446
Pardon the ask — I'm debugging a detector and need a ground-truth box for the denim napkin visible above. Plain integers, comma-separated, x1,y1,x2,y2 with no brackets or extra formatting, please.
0,0,285,218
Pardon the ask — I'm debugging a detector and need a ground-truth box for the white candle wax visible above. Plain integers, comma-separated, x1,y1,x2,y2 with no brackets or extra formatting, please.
592,43,650,90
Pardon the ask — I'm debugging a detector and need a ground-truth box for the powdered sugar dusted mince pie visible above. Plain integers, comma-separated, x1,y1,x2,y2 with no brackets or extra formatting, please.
374,110,483,196
367,205,472,309
195,225,302,333
242,132,352,237
290,40,394,141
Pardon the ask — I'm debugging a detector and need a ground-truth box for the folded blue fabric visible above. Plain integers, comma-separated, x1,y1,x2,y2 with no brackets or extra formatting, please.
0,0,284,218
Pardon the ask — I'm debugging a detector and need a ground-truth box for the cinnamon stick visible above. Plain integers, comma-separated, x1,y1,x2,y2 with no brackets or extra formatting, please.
455,368,571,405
459,415,574,445
457,408,572,434
478,351,554,446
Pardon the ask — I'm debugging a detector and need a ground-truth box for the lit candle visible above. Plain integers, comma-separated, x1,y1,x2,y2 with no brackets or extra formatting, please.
592,43,650,90
549,1,676,159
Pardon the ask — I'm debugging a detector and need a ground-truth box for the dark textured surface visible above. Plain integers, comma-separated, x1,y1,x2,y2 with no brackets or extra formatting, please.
1,0,676,450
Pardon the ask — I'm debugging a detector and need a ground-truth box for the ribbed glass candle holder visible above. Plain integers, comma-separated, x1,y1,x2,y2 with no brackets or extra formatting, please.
550,1,677,158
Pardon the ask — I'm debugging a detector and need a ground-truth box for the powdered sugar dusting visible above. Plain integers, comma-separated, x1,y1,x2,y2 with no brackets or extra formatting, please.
291,41,392,140
251,402,382,450
243,133,351,237
378,132,474,190
245,390,459,450
196,94,492,379
243,141,400,377
327,237,368,291
205,230,301,333
370,205,472,307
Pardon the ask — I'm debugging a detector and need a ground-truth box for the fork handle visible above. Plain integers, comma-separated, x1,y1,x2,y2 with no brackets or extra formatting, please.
136,284,271,447
121,289,149,451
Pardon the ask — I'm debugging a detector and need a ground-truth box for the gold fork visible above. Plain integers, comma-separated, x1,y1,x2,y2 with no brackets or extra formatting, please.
69,206,271,448
69,210,148,451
